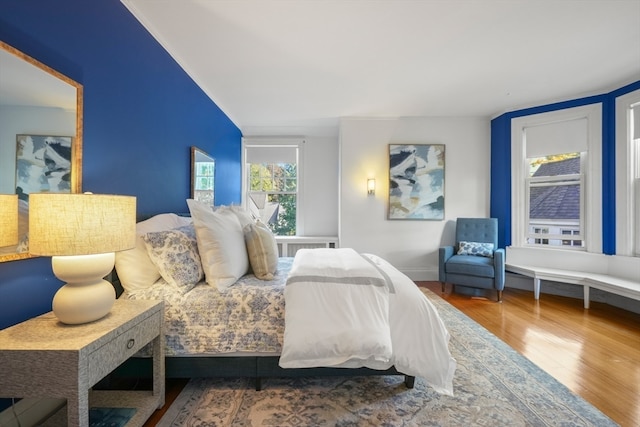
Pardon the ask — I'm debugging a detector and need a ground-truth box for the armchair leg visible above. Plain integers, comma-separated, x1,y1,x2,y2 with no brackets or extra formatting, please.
497,290,503,302
441,282,446,293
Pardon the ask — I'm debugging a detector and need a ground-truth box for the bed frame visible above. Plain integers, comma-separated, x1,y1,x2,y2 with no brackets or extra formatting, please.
114,356,415,390
109,275,415,390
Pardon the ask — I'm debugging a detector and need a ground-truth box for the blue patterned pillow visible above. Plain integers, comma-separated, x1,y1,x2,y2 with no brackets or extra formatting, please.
458,241,494,258
142,225,204,293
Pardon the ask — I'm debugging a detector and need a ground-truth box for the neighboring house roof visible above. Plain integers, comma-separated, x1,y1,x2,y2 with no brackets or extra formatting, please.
529,157,580,220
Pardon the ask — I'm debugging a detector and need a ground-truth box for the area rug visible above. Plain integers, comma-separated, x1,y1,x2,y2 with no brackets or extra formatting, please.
158,288,617,426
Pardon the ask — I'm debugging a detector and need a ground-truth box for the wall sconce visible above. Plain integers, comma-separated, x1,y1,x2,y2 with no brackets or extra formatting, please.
367,178,376,196
0,194,18,247
29,193,136,324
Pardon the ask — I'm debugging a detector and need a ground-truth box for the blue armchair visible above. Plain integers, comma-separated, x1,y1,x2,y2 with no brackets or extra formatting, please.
439,218,505,302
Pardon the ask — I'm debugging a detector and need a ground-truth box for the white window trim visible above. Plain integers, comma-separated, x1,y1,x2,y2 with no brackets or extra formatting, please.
241,137,305,235
615,89,640,256
511,104,602,252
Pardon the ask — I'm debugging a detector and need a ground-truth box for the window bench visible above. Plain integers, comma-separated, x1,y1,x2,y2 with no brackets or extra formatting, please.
505,247,640,309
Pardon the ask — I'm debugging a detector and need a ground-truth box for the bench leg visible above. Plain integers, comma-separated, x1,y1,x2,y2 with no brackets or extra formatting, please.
584,286,590,309
533,278,541,300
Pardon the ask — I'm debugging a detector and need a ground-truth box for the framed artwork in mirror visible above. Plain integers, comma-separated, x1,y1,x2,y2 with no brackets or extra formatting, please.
16,135,73,195
190,146,215,205
388,143,445,220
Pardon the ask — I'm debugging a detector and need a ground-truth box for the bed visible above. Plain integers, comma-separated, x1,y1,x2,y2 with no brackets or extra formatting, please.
112,203,456,395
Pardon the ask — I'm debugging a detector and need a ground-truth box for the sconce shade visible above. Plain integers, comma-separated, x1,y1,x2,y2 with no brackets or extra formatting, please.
367,178,376,196
28,193,136,324
29,193,136,256
0,194,18,247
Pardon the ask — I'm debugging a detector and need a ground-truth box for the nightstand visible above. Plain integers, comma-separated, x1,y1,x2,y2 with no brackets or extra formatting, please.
0,299,164,427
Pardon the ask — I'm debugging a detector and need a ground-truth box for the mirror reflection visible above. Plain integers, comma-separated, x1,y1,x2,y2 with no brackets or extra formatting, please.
0,41,83,262
191,146,215,205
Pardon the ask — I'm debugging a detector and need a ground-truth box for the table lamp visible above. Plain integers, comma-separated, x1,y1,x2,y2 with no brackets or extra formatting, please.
0,194,19,247
29,193,136,324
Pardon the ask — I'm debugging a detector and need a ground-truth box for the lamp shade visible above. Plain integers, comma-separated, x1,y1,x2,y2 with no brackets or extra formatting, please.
29,193,136,256
0,194,18,247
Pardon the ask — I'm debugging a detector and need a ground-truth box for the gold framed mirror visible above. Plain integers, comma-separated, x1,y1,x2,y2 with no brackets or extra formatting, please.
190,146,215,206
0,41,83,262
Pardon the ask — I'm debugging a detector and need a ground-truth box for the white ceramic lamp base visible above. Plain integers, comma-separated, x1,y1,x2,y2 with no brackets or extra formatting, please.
51,252,116,325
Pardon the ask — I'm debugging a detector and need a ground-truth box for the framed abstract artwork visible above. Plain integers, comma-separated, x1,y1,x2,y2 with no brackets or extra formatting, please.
388,143,445,220
15,134,73,196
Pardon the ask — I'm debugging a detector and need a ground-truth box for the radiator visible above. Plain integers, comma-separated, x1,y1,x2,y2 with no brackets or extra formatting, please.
275,236,339,257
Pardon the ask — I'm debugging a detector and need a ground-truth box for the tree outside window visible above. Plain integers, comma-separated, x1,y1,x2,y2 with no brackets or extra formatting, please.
247,163,297,236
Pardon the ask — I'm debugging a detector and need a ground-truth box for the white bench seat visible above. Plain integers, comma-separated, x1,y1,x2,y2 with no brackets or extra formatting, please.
505,247,640,309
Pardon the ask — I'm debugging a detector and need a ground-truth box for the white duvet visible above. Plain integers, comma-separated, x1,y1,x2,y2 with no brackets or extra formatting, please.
279,248,456,396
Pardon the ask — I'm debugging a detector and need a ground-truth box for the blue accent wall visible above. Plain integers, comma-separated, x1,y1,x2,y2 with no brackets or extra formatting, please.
490,114,512,249
0,0,242,331
490,81,640,252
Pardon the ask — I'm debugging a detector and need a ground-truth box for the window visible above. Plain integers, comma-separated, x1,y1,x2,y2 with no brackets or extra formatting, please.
242,139,304,236
511,104,602,252
191,147,215,205
533,227,549,245
526,152,584,249
615,89,640,256
561,229,582,247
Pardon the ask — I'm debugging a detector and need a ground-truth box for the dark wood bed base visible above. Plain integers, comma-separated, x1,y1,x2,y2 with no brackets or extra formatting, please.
113,356,415,391
109,269,416,391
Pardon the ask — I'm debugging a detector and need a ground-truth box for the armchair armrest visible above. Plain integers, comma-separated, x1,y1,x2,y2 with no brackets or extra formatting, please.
438,246,455,282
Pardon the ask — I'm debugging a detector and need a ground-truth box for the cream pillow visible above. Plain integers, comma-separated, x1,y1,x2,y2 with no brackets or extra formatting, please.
187,199,249,291
244,221,279,280
115,213,192,292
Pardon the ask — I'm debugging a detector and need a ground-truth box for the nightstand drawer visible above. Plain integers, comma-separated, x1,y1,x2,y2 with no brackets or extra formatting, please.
87,311,161,385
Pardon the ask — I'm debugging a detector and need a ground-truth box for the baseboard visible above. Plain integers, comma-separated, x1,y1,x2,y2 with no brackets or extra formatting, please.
401,267,438,282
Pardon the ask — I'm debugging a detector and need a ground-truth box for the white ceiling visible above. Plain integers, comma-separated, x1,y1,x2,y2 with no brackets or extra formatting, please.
122,0,640,137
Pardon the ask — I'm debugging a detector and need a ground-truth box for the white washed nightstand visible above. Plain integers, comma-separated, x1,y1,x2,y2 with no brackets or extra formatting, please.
0,299,164,427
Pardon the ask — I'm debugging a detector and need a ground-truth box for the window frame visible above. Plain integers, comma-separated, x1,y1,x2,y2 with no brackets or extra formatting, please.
615,89,640,256
511,104,602,252
241,137,305,235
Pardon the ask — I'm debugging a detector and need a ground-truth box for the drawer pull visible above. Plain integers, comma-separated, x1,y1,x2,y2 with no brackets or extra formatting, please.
126,338,135,349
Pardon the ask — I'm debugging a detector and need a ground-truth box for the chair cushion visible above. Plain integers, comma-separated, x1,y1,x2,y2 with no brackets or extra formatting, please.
445,254,495,278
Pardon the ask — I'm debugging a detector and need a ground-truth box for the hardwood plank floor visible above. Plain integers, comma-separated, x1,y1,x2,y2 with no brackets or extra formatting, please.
144,283,640,426
419,282,640,427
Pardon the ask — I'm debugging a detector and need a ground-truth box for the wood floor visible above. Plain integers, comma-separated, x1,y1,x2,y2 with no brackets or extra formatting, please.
144,283,640,427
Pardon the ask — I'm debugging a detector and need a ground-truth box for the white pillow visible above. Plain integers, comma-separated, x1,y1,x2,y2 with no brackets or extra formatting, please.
187,199,249,291
215,205,254,228
244,221,279,280
115,213,192,292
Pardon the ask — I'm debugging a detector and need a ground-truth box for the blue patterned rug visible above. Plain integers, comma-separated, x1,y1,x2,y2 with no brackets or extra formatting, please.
158,288,617,426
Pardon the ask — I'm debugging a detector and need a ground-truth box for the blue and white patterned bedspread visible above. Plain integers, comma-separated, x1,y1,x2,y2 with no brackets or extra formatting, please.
123,258,293,356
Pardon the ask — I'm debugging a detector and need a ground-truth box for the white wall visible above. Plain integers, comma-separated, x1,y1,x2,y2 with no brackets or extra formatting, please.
339,117,491,280
301,136,339,236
